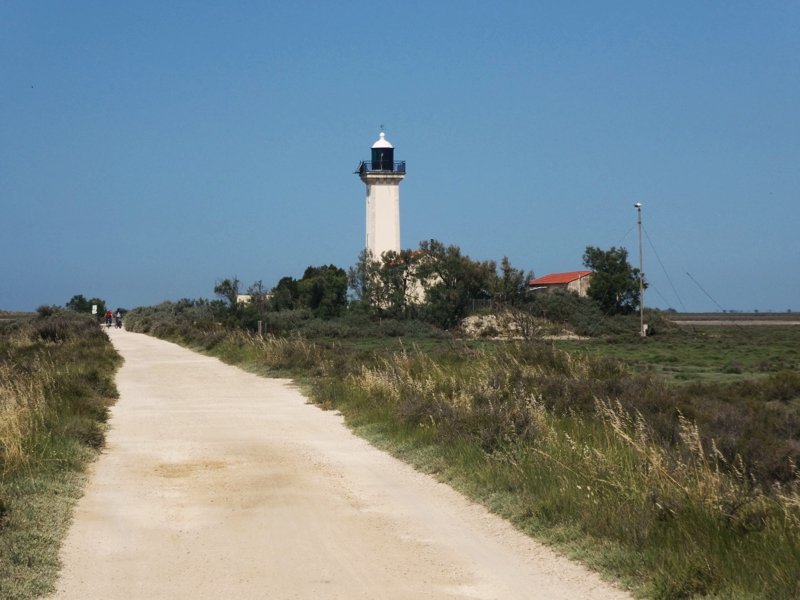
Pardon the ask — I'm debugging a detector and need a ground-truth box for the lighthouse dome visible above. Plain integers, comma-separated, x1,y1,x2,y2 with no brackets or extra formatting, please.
372,131,393,149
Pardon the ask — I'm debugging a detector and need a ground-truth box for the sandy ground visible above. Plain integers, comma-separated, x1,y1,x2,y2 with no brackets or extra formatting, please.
52,329,631,600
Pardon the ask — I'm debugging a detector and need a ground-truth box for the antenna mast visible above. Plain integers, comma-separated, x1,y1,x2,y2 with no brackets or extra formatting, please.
635,202,645,337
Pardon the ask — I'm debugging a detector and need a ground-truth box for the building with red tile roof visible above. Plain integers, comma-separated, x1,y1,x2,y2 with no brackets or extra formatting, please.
528,270,593,297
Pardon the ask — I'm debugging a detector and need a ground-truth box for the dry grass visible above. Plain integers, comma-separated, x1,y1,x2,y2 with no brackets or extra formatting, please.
0,360,52,473
0,312,121,599
338,346,800,598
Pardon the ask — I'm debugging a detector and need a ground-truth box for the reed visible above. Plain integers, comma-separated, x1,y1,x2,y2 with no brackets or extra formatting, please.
0,359,52,473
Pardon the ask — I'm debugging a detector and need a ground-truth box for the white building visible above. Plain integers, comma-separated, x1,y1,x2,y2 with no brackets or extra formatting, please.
357,131,406,259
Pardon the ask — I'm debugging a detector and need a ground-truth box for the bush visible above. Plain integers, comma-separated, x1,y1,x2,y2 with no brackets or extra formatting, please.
259,309,313,336
35,305,59,318
763,370,800,403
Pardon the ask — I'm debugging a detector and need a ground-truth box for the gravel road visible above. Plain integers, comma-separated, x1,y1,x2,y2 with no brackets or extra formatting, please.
53,329,630,599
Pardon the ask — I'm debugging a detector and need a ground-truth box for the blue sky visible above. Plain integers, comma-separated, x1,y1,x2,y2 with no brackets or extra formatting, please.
1,1,798,312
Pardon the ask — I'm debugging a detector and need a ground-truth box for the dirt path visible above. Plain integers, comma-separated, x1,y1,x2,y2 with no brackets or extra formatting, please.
53,329,630,600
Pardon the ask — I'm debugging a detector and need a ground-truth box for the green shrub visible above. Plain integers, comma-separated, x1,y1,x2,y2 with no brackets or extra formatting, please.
763,370,800,403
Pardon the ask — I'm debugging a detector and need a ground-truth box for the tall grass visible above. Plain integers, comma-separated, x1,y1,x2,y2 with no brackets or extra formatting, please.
0,311,121,599
0,359,51,472
340,346,800,598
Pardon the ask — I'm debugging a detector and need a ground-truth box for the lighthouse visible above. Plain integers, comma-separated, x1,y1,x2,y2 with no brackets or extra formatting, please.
357,131,406,259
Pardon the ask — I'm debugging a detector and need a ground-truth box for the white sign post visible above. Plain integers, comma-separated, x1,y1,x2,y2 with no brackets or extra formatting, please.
92,304,97,315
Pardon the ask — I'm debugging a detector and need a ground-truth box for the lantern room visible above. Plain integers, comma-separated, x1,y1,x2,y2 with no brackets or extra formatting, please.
357,132,406,174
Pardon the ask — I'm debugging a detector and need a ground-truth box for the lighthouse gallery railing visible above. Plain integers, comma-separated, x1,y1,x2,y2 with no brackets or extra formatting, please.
356,161,406,174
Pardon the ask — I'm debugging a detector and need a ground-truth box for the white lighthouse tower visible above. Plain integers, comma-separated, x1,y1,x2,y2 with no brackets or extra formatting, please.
357,131,406,258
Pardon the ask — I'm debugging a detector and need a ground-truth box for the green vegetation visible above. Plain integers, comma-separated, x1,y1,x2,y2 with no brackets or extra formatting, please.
558,324,800,383
64,294,107,317
200,241,666,342
124,301,800,599
583,245,644,315
0,311,121,599
348,241,527,327
201,240,532,334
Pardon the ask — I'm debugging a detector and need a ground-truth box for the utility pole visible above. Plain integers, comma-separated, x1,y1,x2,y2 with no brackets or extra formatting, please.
634,202,645,337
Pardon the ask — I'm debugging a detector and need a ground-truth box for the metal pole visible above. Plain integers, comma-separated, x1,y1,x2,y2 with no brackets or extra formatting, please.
635,203,645,337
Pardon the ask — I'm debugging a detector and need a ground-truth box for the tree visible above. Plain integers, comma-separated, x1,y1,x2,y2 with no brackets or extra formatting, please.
348,249,382,308
349,243,533,326
348,248,423,319
493,256,530,306
66,294,106,317
270,276,299,311
376,250,424,319
416,239,498,329
297,265,348,318
246,280,270,311
214,277,240,306
66,294,91,312
582,246,644,315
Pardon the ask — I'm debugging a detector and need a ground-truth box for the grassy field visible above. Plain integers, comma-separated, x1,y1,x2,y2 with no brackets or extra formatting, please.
124,307,800,599
557,322,800,384
0,311,121,600
667,312,800,323
0,311,34,320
